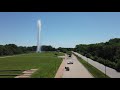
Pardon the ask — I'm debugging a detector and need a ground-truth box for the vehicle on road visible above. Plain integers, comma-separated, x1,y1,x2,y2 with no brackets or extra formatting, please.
65,67,70,71
67,61,73,64
68,54,71,57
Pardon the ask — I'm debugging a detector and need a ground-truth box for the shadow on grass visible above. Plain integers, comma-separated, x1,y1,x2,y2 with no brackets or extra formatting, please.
0,70,25,77
0,70,25,72
0,75,20,76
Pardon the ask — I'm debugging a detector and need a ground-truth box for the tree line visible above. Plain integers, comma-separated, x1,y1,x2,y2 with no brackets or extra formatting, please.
57,47,73,53
1,38,120,72
74,38,120,72
0,44,56,56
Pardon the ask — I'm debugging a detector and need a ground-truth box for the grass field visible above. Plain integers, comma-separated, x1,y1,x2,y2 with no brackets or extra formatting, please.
0,52,64,78
75,54,110,78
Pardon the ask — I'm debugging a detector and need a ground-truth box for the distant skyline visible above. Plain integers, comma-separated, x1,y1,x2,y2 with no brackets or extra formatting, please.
0,12,120,48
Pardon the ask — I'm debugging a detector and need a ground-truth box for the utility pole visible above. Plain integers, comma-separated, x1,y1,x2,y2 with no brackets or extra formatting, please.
105,60,106,78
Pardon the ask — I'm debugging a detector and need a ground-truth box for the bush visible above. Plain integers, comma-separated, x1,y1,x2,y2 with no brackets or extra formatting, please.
105,60,116,69
54,53,58,56
115,60,120,72
96,57,116,69
97,57,105,64
67,51,72,55
85,53,91,58
92,56,98,61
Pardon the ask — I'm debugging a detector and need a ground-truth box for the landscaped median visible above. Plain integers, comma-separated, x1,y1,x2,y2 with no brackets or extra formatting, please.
74,54,110,78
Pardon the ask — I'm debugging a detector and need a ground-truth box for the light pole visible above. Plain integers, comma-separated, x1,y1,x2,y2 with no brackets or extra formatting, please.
55,53,57,73
105,60,106,78
87,57,88,64
105,65,106,78
85,54,88,63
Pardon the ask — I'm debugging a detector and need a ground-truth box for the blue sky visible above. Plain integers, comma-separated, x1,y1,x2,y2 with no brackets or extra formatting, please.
0,12,120,48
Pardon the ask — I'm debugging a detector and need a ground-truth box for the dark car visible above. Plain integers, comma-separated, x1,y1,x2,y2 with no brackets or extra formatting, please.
65,67,70,71
68,54,71,57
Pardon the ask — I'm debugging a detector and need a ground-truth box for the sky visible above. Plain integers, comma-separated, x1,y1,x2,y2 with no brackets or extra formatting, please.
0,12,120,48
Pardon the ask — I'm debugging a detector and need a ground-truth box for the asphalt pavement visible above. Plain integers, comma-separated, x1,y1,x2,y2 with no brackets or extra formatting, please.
62,54,93,78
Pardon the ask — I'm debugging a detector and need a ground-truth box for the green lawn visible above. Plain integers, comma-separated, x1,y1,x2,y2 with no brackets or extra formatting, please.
0,52,64,78
75,55,110,78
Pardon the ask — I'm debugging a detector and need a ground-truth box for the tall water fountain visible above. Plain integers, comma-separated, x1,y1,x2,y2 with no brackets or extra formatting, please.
36,19,42,53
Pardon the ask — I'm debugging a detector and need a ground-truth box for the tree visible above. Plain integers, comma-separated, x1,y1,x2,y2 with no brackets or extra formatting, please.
0,45,4,56
74,38,120,71
116,60,120,72
41,45,56,51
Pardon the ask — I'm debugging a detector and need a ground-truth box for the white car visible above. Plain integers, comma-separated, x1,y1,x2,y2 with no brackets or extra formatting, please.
67,61,73,64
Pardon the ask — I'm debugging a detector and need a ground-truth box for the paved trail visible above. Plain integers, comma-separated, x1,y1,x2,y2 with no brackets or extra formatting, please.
62,54,93,78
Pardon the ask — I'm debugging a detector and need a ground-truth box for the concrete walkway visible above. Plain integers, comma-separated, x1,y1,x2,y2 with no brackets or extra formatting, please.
73,51,120,78
55,55,67,78
62,54,93,78
15,69,38,78
54,60,65,78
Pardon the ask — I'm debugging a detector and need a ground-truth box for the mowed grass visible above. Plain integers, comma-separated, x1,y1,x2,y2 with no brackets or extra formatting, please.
75,55,110,78
0,52,64,78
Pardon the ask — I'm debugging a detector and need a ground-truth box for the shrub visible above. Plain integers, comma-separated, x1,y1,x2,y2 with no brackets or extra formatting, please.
92,56,98,61
105,60,116,69
54,53,58,56
115,60,120,72
97,57,105,64
86,53,91,58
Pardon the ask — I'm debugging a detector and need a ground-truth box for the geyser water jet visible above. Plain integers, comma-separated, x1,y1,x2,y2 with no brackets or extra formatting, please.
36,19,41,53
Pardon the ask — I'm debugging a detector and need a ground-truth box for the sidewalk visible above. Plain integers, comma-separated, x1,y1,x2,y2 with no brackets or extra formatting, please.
55,54,67,78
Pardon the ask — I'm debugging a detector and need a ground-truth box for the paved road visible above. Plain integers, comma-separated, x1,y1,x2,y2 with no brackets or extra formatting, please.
73,51,120,78
62,54,93,78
